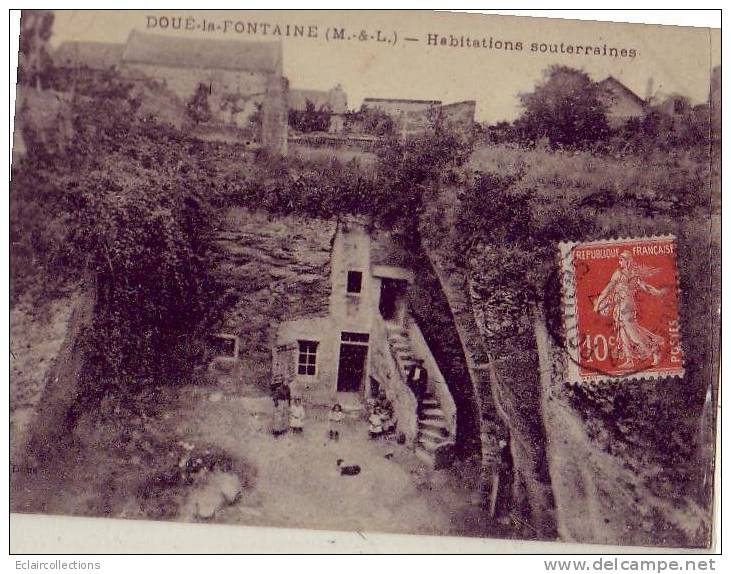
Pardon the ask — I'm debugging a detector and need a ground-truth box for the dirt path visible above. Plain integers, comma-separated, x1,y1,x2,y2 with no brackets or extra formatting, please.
12,384,496,539
172,387,479,536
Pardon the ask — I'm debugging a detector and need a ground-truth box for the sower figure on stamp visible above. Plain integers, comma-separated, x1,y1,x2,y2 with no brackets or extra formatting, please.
593,250,668,369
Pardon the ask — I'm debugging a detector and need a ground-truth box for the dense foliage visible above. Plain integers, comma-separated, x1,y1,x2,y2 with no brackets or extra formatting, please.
288,99,332,133
514,65,611,148
484,65,713,156
11,77,223,392
443,139,718,512
343,107,395,137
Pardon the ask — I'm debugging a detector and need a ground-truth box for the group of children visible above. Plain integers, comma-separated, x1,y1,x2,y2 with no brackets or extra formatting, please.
270,386,396,442
367,393,397,439
272,395,306,436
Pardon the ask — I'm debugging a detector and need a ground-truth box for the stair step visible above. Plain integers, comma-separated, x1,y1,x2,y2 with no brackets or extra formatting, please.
418,419,449,433
420,399,439,409
390,341,411,352
417,437,452,453
420,408,445,420
418,427,450,442
386,327,408,337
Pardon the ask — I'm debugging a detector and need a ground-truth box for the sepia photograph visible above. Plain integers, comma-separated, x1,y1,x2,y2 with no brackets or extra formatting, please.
8,9,721,553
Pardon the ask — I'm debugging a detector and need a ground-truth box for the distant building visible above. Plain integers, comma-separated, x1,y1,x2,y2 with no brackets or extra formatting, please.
597,76,647,128
52,31,289,154
360,97,475,142
361,97,442,116
289,85,347,114
651,92,693,117
289,85,347,133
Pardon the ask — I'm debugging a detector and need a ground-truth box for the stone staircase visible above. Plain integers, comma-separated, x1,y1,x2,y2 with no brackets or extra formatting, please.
386,324,420,380
386,324,455,468
415,392,454,468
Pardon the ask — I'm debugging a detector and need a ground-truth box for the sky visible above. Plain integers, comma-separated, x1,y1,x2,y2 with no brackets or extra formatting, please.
49,10,720,123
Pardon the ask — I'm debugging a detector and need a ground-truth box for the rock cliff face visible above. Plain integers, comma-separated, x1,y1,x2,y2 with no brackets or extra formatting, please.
10,293,79,462
537,310,713,548
212,208,336,391
422,235,556,538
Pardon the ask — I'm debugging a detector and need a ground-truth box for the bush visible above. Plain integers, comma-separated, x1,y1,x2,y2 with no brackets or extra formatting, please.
343,107,394,137
288,99,332,133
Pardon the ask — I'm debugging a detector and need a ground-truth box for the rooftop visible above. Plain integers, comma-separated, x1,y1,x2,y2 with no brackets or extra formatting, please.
597,76,646,106
123,30,282,74
54,31,283,75
363,98,442,105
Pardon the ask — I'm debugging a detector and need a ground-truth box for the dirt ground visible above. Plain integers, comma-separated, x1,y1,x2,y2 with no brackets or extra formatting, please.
11,384,507,539
184,390,475,535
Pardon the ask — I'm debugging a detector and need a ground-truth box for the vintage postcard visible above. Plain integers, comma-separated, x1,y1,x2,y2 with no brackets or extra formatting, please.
9,10,720,552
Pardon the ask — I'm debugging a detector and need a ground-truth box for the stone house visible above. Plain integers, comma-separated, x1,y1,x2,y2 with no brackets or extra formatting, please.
210,209,458,467
596,76,647,128
268,216,458,466
53,41,125,71
651,92,693,117
362,97,442,117
52,31,288,153
360,97,475,141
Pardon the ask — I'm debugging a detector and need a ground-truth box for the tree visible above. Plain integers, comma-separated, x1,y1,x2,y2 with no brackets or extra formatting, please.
514,65,611,149
288,99,332,133
485,120,519,145
186,82,213,125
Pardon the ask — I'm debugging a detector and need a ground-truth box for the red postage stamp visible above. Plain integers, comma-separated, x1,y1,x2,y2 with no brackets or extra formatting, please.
559,236,684,383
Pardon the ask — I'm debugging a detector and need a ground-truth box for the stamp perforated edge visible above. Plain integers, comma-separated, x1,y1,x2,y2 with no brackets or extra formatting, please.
558,235,685,384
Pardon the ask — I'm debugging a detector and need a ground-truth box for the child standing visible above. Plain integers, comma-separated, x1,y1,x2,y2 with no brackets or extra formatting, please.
289,397,306,434
328,403,344,441
368,408,384,439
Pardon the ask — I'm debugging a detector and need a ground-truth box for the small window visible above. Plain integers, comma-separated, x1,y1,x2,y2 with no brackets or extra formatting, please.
297,340,318,376
347,271,363,294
